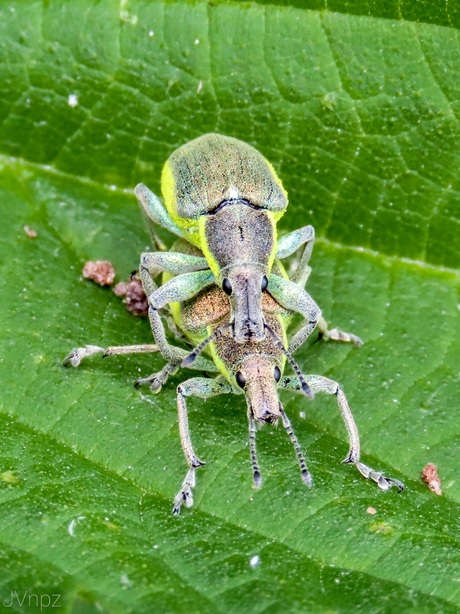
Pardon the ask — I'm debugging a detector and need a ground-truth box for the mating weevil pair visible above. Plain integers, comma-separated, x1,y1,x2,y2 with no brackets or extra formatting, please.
64,133,404,513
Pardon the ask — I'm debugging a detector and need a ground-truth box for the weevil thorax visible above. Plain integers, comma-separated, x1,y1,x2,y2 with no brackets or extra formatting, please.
161,133,288,343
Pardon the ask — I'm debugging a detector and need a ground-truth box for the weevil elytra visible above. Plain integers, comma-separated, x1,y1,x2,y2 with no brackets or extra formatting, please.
135,133,353,345
64,240,404,514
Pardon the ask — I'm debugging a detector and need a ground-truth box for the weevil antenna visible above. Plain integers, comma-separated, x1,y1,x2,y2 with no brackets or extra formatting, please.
181,324,231,367
264,323,314,399
279,403,312,486
248,409,262,488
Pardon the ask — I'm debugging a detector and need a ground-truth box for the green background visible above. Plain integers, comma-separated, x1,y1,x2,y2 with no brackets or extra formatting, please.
0,1,459,612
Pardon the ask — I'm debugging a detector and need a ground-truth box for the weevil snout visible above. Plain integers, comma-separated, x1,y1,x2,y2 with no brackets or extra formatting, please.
224,266,268,342
235,355,283,423
203,204,275,342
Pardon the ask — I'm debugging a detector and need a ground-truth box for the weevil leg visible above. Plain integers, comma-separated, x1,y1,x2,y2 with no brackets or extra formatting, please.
268,275,321,350
138,263,218,392
269,273,362,351
276,225,315,261
140,251,209,279
146,306,218,376
63,344,159,367
147,270,215,310
173,377,232,514
275,236,363,348
280,375,404,491
276,225,315,287
135,183,185,239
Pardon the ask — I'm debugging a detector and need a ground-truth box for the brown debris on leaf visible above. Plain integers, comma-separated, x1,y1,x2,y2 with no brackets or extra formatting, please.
82,260,116,286
114,274,148,317
421,463,442,495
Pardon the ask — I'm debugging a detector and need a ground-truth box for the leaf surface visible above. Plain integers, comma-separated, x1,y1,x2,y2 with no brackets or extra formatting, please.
0,1,459,612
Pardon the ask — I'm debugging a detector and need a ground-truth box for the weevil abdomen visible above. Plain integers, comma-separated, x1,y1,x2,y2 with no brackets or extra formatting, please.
161,133,287,243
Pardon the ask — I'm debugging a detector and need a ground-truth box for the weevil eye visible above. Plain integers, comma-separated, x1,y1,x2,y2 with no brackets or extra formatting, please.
261,275,269,292
235,371,246,388
274,366,281,382
222,278,233,295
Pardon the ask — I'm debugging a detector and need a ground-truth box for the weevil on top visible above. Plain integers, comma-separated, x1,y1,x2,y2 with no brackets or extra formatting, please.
135,134,361,352
63,133,404,513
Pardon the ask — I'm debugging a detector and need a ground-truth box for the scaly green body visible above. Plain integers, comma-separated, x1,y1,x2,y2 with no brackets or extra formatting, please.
135,133,318,343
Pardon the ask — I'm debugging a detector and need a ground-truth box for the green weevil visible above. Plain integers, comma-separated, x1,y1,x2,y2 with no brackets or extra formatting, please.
64,241,404,514
135,133,359,347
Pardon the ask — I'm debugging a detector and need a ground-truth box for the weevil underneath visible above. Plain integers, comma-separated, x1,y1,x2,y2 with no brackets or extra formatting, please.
64,255,404,513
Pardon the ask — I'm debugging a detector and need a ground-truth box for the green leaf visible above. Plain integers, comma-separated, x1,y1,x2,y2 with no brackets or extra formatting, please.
1,1,459,612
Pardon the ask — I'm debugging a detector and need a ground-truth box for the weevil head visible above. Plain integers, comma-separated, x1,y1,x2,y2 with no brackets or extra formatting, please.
200,204,277,342
233,354,283,424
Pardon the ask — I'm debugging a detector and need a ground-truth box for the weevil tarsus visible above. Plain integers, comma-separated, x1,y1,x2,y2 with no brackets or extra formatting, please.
134,361,179,393
316,318,363,347
173,467,196,514
353,460,405,492
62,344,159,368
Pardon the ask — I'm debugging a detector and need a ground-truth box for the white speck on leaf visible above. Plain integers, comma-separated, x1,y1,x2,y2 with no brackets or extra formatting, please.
68,515,85,537
68,94,78,107
250,555,260,568
120,573,133,588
